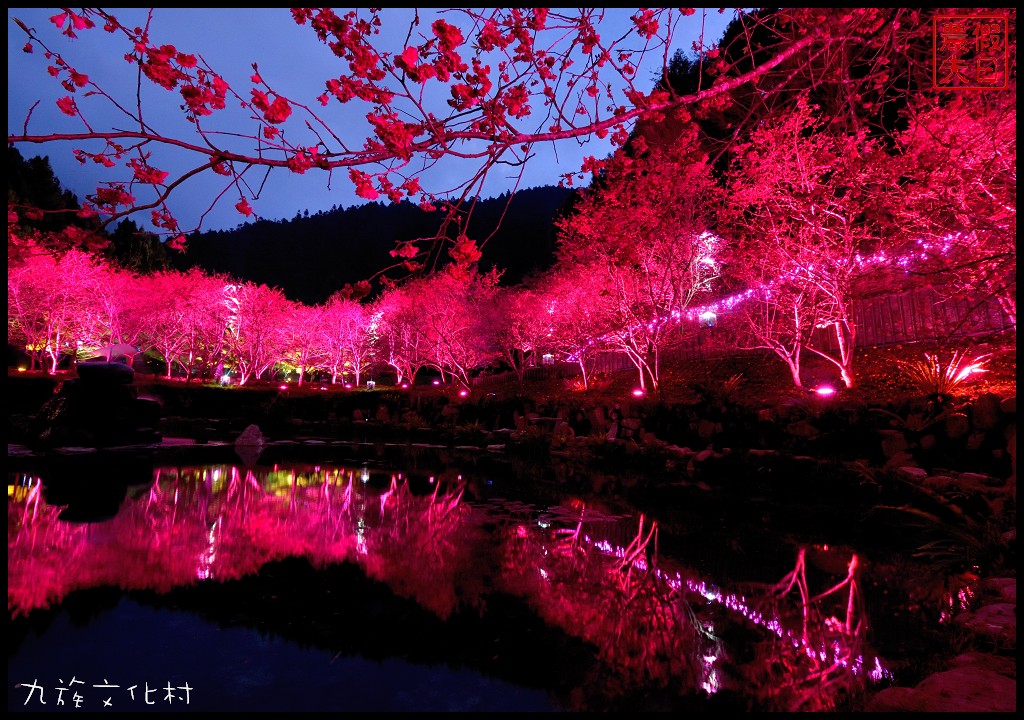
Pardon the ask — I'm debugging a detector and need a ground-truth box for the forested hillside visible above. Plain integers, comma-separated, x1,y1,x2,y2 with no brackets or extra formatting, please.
171,186,573,304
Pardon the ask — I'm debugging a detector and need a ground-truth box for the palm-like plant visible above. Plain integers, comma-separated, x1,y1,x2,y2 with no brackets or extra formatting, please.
901,351,990,404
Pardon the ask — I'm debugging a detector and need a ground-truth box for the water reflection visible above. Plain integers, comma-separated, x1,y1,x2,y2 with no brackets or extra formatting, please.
9,455,893,711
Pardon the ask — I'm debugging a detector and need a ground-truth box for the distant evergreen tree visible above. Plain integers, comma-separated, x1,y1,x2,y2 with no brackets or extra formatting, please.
105,219,171,273
8,146,97,234
7,146,110,259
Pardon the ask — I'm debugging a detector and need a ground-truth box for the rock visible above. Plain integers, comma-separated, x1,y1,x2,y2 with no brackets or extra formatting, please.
957,603,1017,650
76,361,135,384
878,429,908,457
29,363,161,448
923,474,957,492
235,423,265,447
947,651,1015,676
957,471,1001,487
972,393,1002,431
694,445,722,462
786,419,820,438
945,412,970,439
999,396,1015,415
982,577,1016,603
911,666,1016,712
898,466,928,481
865,666,1016,712
697,418,718,440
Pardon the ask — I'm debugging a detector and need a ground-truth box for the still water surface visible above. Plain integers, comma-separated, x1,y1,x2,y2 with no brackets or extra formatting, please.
9,444,897,712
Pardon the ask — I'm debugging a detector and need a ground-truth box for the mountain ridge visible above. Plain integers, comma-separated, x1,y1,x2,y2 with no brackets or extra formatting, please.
171,186,575,304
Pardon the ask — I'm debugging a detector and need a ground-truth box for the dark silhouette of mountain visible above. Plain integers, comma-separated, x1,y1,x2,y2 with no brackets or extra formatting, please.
171,187,574,304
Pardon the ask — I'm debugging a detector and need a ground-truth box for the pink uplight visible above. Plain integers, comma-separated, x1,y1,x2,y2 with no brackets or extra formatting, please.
459,389,468,397
400,382,410,389
814,386,836,397
279,384,288,390
632,388,645,397
432,379,441,386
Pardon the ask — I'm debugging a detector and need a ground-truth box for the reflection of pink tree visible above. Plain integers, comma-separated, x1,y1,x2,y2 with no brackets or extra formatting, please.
8,465,888,711
743,547,872,712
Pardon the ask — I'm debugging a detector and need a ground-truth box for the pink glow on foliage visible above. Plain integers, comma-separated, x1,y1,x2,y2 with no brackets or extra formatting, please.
569,234,967,362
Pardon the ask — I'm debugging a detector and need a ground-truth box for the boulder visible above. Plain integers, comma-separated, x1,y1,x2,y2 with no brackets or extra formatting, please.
76,361,135,384
29,363,161,448
971,392,1002,431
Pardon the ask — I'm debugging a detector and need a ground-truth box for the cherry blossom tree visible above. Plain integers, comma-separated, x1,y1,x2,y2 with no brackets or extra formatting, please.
91,265,147,351
417,267,500,390
720,265,824,390
9,7,918,261
723,97,903,388
372,284,431,386
486,285,550,387
894,90,1017,331
172,270,232,381
556,139,721,392
7,246,116,372
535,268,614,390
279,303,328,385
322,294,376,387
133,268,230,379
222,281,291,385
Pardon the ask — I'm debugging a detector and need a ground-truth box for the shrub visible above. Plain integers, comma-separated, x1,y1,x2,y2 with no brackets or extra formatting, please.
900,351,989,404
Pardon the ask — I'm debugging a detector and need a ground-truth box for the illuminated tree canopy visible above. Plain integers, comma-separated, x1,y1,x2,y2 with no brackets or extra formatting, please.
7,8,1015,389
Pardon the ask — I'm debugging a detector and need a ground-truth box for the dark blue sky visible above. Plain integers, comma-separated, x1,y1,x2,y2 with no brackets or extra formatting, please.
8,8,735,234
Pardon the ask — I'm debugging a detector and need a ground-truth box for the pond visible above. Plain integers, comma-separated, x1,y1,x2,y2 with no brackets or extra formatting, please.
10,442,955,712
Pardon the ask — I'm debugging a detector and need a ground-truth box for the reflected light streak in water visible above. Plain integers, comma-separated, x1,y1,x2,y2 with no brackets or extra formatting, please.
586,532,892,685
